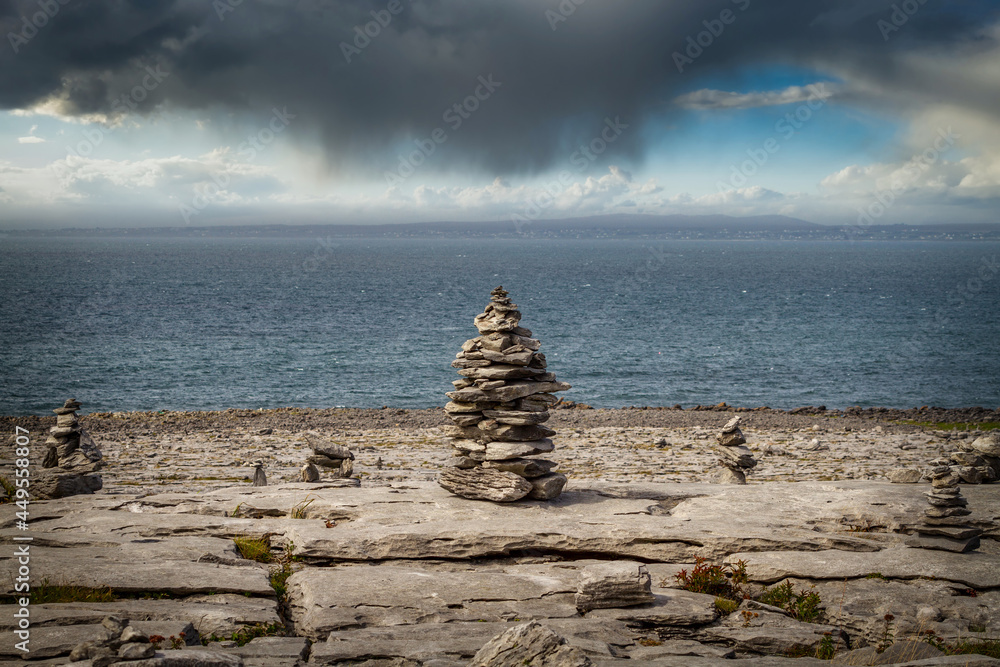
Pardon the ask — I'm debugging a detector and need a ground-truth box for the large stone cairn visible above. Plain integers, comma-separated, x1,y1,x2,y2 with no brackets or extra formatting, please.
438,287,571,502
303,434,354,481
712,416,756,484
36,398,103,499
907,465,982,553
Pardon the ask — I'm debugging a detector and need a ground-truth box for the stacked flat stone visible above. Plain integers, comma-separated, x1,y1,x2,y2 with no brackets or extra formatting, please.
304,435,354,480
949,433,1000,484
36,398,104,499
712,416,756,485
907,465,982,553
438,287,571,502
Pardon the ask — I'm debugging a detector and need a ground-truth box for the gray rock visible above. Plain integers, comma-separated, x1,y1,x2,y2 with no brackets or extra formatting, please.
252,465,266,487
449,412,483,426
872,638,943,664
717,430,746,447
584,590,718,626
445,400,496,413
42,445,59,468
951,451,986,466
313,622,509,664
102,615,129,634
905,534,981,553
697,603,846,656
832,646,878,665
32,470,103,500
970,433,1000,457
625,640,736,661
299,463,319,482
120,625,149,643
469,621,592,667
955,465,987,484
480,348,536,366
219,636,309,666
307,454,341,469
482,410,551,425
447,380,572,404
120,642,156,659
712,466,746,484
285,565,575,641
733,546,1000,589
459,364,543,380
714,444,756,469
888,468,922,484
529,473,567,500
120,649,245,666
438,466,531,502
575,561,654,612
445,423,555,443
721,416,742,433
467,439,555,461
482,458,557,478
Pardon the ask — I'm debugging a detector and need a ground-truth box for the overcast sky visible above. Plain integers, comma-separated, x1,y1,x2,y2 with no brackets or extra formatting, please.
1,0,998,228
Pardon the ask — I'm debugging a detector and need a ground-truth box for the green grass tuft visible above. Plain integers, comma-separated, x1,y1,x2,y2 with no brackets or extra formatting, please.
234,536,273,563
30,579,115,604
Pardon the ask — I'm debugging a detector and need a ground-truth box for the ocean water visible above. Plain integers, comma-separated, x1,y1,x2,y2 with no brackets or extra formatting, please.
1,236,998,415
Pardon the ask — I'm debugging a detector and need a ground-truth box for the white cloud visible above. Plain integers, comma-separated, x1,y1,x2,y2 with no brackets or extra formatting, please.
17,136,45,144
674,83,837,110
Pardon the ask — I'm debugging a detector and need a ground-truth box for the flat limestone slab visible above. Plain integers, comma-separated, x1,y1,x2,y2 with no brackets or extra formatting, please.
584,590,719,626
0,544,274,597
280,481,897,562
730,546,1000,589
0,595,281,638
287,564,578,640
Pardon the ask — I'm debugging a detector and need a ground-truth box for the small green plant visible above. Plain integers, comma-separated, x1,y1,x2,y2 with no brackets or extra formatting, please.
637,637,662,647
168,634,184,649
149,634,165,650
865,572,886,580
674,558,754,601
876,613,895,653
204,623,286,647
919,630,1000,658
758,581,823,623
740,610,759,628
290,497,315,520
714,597,739,615
234,535,272,563
817,632,836,660
269,542,297,603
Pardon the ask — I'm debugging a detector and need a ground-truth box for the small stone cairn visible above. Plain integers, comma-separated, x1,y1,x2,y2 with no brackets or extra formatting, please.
712,416,756,484
907,465,982,553
438,287,571,502
950,432,1000,484
36,398,103,499
302,434,354,480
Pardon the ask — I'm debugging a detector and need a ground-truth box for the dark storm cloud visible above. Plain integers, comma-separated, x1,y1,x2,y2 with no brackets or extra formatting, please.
0,0,996,175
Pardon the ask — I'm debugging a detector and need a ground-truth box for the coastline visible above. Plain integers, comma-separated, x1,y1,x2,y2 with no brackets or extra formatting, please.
3,404,997,495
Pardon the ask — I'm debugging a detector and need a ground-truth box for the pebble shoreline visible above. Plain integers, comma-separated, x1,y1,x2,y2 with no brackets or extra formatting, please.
3,405,998,494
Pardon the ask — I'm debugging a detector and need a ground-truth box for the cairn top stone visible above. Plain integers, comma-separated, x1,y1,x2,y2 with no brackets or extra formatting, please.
721,416,742,433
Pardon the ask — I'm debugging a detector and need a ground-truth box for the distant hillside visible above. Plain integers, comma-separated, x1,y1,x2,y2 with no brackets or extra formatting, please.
5,215,999,240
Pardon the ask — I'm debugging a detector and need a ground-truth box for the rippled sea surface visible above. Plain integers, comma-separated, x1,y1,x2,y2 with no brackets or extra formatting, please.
1,236,998,415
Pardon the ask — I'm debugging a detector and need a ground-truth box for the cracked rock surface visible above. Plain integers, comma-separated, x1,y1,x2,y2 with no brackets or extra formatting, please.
1,412,999,666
